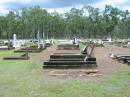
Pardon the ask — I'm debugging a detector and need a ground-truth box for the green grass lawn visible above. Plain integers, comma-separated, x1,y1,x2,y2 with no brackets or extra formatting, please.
0,50,130,97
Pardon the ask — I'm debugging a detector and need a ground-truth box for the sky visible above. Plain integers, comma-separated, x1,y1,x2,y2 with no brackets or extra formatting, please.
0,0,130,15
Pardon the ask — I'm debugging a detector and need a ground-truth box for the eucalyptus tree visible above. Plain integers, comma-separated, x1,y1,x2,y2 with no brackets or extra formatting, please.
83,6,101,38
120,10,130,38
65,8,84,38
0,5,130,39
0,16,7,38
102,5,122,38
6,11,17,39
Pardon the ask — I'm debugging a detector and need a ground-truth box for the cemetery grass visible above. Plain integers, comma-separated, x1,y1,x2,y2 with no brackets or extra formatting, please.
0,50,130,97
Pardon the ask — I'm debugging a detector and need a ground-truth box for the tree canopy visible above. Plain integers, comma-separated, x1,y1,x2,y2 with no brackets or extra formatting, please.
0,5,130,39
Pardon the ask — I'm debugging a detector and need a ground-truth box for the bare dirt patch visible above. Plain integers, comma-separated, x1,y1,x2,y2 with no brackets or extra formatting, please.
95,45,130,75
31,45,130,80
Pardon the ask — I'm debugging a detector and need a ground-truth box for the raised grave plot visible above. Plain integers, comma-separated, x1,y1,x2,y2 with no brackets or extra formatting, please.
110,53,130,64
43,44,97,69
3,53,30,60
14,49,43,53
57,42,79,50
14,45,46,53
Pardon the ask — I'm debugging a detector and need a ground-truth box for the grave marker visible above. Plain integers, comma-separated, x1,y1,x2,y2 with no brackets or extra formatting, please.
37,31,40,48
13,34,17,48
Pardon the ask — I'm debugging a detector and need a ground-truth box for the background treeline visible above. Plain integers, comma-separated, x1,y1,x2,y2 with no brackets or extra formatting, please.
0,5,130,39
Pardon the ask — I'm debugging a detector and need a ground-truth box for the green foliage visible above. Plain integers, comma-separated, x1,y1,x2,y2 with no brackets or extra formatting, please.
0,5,130,39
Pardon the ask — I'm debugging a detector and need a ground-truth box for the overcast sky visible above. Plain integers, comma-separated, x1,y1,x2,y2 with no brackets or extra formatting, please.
0,0,130,15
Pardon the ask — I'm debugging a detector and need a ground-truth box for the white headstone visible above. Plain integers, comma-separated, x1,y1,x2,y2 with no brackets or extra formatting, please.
13,34,17,48
108,38,112,42
128,42,130,45
37,31,40,48
98,40,103,44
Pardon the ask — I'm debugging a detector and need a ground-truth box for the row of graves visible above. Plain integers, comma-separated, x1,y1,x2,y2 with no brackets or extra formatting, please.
109,40,126,47
108,38,130,48
80,39,104,47
80,37,115,48
42,37,116,70
3,33,53,60
14,32,53,53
